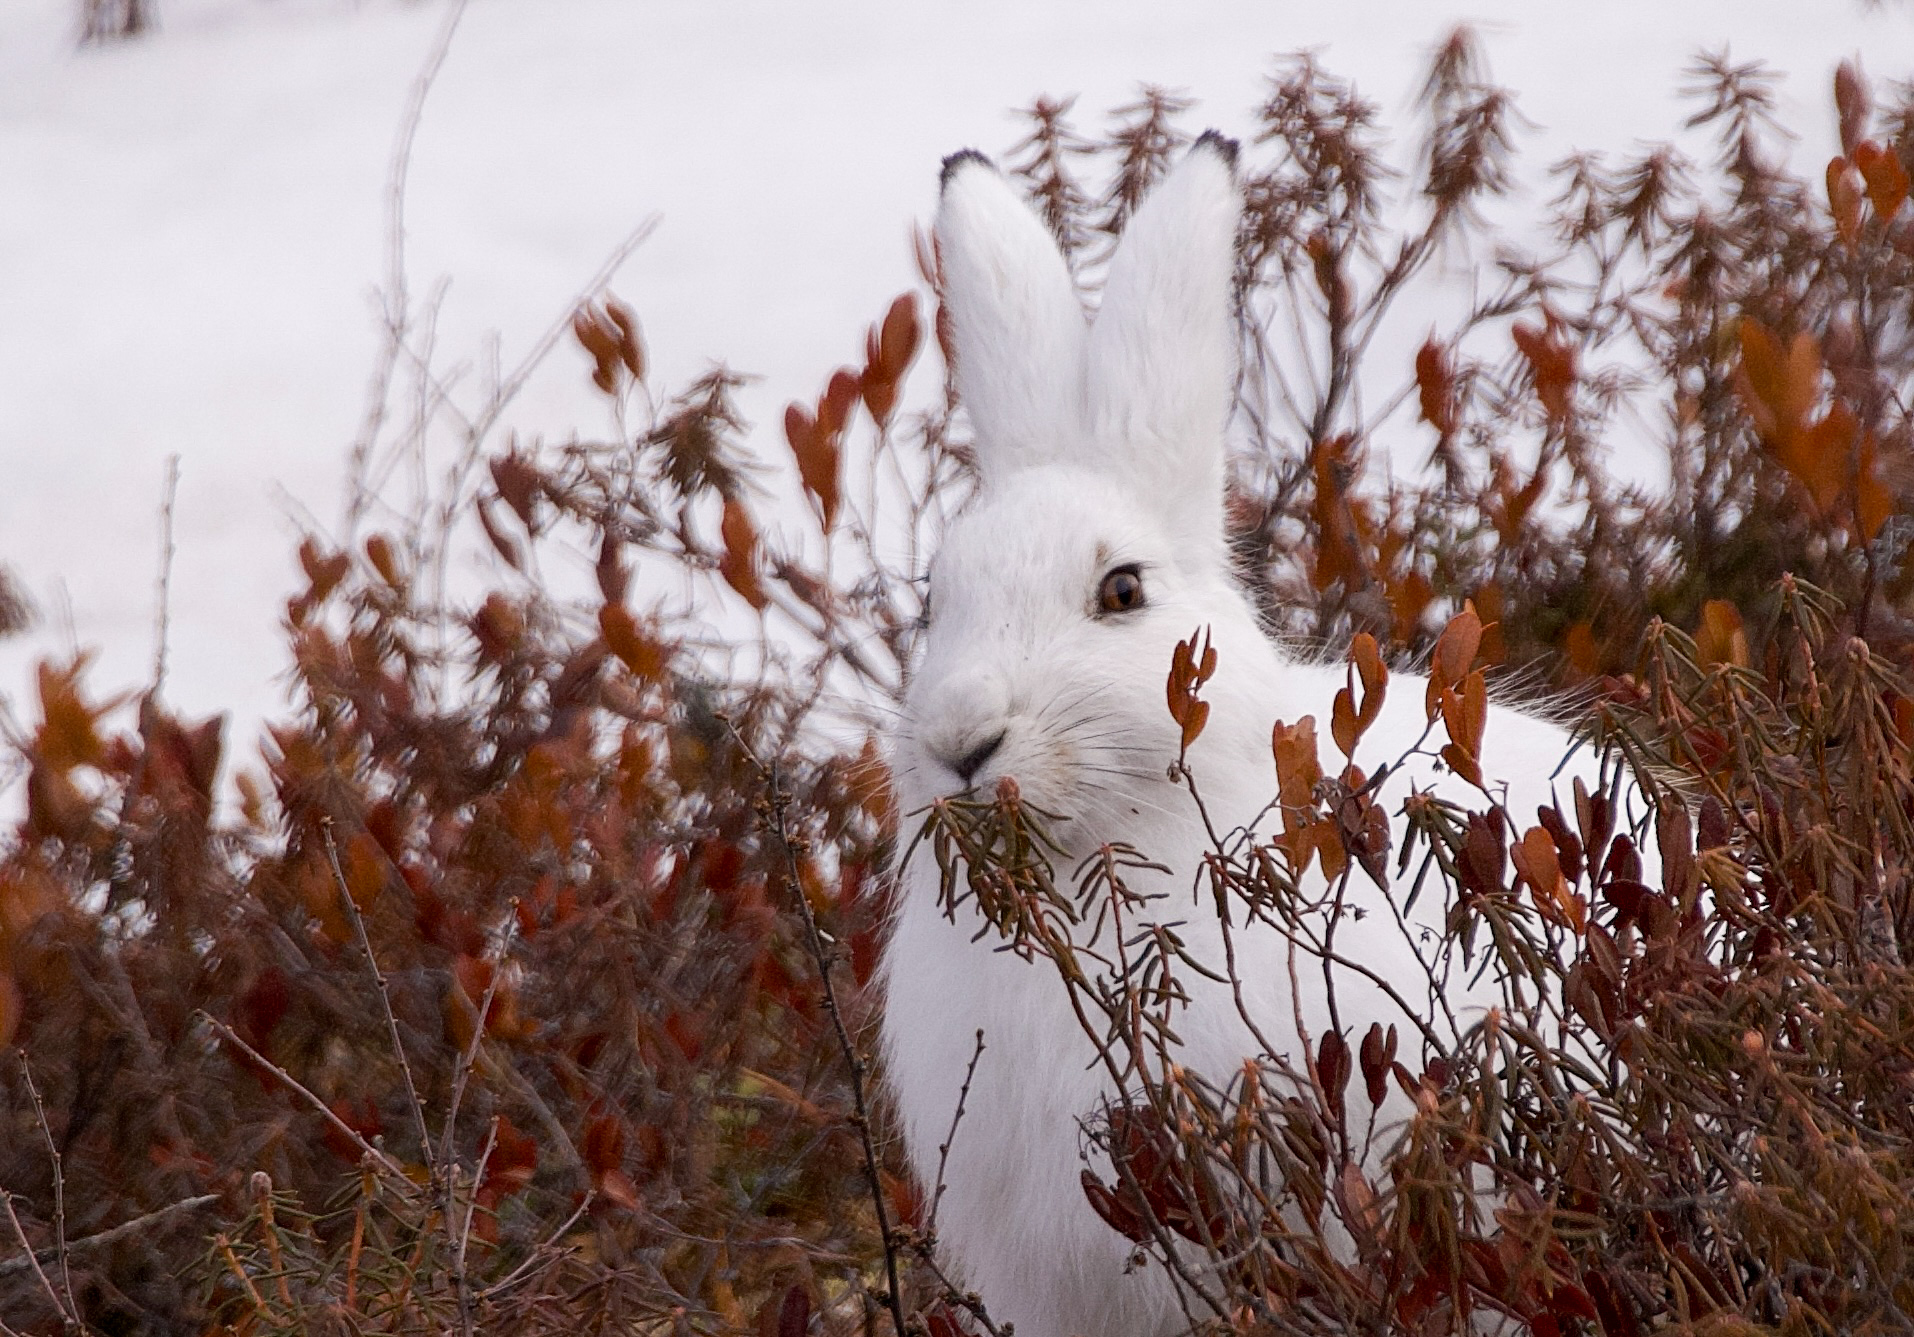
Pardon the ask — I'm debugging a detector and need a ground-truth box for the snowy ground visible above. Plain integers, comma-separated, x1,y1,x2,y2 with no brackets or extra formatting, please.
0,0,1908,775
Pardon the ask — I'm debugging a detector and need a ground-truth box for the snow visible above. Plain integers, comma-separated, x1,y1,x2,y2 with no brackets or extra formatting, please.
0,0,1908,771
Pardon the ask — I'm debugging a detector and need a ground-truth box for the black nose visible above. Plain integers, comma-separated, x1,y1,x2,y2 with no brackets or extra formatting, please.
949,730,1006,786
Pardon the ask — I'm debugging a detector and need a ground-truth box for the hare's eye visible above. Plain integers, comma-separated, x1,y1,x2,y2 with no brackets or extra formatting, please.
1097,565,1146,615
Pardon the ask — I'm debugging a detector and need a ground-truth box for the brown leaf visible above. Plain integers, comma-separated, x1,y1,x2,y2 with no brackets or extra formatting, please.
1512,316,1577,423
1536,803,1584,884
481,1117,539,1203
488,451,543,528
1415,338,1457,435
758,1286,810,1337
1335,1161,1381,1247
1457,810,1507,897
1080,1169,1149,1243
1272,716,1323,810
1359,1022,1397,1109
1835,61,1870,157
604,296,646,382
1317,1031,1350,1128
1166,629,1217,753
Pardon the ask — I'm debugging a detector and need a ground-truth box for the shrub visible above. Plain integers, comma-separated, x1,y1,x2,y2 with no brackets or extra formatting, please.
3,28,1913,1337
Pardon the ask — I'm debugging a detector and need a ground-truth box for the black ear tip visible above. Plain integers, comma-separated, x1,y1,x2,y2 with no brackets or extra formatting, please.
1193,130,1240,170
940,148,994,190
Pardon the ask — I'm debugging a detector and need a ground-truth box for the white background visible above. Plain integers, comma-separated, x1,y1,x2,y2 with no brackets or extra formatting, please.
1,0,1908,774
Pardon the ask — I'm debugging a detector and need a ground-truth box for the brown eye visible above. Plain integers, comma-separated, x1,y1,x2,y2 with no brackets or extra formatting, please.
1097,565,1146,614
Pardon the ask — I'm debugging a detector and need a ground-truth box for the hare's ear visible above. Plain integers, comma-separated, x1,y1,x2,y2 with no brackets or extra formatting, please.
935,151,1087,479
1087,134,1241,541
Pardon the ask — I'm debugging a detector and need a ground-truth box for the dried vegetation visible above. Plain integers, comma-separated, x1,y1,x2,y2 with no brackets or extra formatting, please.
5,29,1914,1337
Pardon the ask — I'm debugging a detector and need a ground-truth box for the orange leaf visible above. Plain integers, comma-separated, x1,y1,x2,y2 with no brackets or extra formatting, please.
599,604,667,682
1272,716,1323,811
820,368,861,437
862,293,923,425
0,972,19,1047
482,1116,539,1202
878,292,922,380
1512,826,1584,933
1461,668,1487,757
342,831,385,910
1827,157,1864,244
1351,632,1386,702
1331,635,1387,759
1314,819,1347,881
1331,686,1359,759
35,656,112,772
1795,403,1857,510
718,498,768,611
1696,600,1749,670
1440,742,1482,788
783,402,840,531
1426,602,1483,720
297,537,350,604
1854,430,1893,541
597,1167,642,1211
1734,317,1786,441
1854,139,1910,222
364,533,401,588
1781,331,1826,436
1564,620,1601,676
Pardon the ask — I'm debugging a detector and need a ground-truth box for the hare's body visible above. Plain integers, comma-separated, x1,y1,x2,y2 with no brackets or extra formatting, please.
880,140,1631,1337
884,598,1609,1337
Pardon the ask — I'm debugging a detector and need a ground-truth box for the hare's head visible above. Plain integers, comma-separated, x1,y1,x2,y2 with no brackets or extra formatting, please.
895,136,1269,846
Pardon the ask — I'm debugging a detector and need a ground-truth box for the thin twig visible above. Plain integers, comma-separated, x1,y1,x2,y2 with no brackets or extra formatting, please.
195,1011,412,1185
474,1190,595,1302
732,723,909,1337
0,1195,218,1279
323,822,435,1164
216,1233,271,1321
18,1057,79,1327
436,933,506,1182
151,454,180,697
451,1116,497,1337
249,1173,295,1312
924,1029,984,1240
346,0,470,533
1,1189,76,1331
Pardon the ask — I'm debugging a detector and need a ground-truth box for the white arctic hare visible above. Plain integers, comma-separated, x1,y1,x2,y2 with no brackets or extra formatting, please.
882,137,1632,1337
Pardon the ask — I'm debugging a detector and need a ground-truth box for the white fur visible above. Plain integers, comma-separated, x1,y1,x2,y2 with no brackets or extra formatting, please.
882,142,1635,1337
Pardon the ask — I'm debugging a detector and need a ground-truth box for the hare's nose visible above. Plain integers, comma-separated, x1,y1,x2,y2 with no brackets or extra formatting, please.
939,730,1006,786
